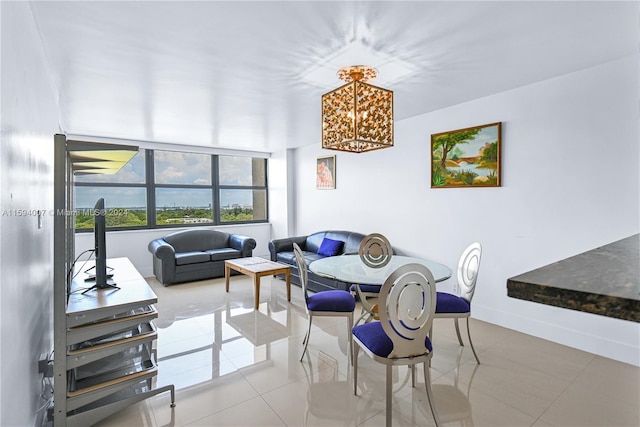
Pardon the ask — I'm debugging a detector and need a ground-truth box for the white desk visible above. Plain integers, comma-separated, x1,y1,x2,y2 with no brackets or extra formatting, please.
60,257,174,427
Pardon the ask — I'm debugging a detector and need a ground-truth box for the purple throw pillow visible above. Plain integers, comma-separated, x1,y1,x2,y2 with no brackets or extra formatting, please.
317,238,344,256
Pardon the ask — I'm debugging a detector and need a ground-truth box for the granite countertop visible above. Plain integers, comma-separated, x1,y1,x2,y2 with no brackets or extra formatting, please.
507,234,639,322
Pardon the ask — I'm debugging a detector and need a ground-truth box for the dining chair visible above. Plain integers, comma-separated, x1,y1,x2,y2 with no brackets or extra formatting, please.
293,243,356,362
352,263,440,427
431,242,482,364
349,233,393,324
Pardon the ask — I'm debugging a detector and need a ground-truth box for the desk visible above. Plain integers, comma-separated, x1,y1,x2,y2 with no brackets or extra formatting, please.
60,257,175,427
309,255,452,285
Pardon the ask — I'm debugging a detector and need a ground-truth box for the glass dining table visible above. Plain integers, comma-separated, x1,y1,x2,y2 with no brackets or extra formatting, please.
309,254,452,285
310,254,452,323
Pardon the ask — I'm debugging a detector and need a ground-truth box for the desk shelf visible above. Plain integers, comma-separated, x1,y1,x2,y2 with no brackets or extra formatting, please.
54,258,175,426
67,322,157,370
67,305,157,346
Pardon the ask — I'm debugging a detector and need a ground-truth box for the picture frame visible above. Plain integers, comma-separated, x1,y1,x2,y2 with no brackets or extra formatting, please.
316,155,336,189
431,122,502,188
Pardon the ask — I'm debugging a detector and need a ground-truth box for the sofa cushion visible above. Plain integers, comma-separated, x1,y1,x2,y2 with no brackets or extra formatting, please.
317,238,344,256
277,251,324,267
276,252,297,265
206,248,242,261
164,229,230,253
305,231,367,255
175,251,211,265
175,262,218,274
305,232,327,254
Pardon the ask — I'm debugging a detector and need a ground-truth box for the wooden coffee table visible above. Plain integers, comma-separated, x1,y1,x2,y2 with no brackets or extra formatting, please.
225,257,291,309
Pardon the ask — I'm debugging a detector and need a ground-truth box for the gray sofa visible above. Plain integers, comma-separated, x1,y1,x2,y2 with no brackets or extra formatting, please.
149,229,256,285
269,230,367,292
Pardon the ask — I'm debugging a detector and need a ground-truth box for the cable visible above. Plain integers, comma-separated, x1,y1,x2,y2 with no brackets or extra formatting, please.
66,249,95,284
36,371,54,414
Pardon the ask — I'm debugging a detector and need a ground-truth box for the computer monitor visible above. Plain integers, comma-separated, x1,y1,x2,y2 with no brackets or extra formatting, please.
82,198,118,293
94,197,108,287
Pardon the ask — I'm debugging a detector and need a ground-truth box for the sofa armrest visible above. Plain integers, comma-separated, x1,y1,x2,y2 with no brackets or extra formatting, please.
229,234,257,257
148,238,176,260
268,236,308,261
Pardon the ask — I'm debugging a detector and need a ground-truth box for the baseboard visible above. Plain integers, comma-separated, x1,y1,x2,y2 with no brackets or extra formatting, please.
139,268,154,279
473,303,640,367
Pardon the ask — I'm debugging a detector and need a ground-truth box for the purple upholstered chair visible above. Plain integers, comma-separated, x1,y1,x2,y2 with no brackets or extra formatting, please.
294,243,355,362
432,242,482,364
352,263,440,427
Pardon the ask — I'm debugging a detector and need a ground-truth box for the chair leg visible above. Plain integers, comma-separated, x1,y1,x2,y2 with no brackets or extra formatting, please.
454,318,464,346
353,343,359,395
347,314,353,365
428,326,433,367
355,309,369,326
466,317,480,364
300,315,313,362
386,364,393,427
423,361,440,427
411,364,416,388
302,320,309,345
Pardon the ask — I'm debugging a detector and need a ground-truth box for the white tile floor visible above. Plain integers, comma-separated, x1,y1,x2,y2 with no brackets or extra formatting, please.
94,274,640,427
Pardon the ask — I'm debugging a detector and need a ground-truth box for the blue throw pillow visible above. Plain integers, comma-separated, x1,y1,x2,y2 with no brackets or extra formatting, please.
317,238,344,256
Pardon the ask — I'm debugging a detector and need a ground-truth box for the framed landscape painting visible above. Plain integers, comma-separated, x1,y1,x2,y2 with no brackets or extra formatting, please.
316,155,336,189
431,122,502,188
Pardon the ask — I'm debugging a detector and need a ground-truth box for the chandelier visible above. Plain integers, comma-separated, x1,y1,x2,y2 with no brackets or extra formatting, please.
322,65,394,153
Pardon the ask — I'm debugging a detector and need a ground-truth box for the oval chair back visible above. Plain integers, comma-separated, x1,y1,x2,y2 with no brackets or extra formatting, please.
293,242,310,303
352,263,440,426
293,242,355,362
457,242,482,304
358,233,393,268
352,233,393,324
432,242,483,364
377,263,437,359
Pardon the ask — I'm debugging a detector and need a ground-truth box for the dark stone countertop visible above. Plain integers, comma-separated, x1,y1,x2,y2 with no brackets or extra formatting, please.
507,234,639,322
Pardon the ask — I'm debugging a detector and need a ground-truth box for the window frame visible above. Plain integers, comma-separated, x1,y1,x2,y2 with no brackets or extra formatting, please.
74,149,268,232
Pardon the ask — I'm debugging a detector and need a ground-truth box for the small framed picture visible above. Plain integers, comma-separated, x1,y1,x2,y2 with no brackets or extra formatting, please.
431,122,502,188
316,155,336,189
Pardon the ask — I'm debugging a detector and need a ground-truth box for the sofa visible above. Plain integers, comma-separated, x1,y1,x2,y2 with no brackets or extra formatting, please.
269,230,368,293
149,229,257,285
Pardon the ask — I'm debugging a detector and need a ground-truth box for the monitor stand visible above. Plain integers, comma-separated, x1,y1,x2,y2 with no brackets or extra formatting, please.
82,279,120,294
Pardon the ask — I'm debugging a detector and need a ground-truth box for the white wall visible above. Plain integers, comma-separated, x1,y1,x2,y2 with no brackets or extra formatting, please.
267,148,296,241
292,56,640,366
0,2,61,425
76,223,272,278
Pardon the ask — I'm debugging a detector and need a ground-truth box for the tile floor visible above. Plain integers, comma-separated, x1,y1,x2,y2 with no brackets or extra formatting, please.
95,274,640,427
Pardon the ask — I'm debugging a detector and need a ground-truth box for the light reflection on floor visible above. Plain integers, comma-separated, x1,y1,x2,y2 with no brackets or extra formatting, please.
93,274,640,427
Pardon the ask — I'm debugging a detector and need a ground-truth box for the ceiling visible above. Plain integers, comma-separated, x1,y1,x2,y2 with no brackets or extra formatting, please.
29,1,638,154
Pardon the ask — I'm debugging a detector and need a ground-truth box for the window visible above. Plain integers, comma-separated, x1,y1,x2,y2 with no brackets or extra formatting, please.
219,156,268,223
74,148,268,230
153,151,214,225
74,150,148,229
154,151,212,185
